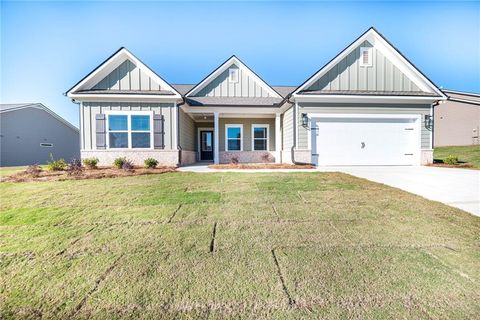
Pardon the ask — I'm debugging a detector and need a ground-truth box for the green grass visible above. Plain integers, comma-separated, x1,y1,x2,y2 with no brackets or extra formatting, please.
434,145,480,169
1,172,479,319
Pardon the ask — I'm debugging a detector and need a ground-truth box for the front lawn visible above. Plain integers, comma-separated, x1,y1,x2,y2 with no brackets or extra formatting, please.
434,145,480,169
1,172,479,318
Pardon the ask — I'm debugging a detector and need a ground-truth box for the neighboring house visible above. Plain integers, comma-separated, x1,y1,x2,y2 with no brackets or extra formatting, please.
0,103,80,166
434,90,480,147
66,27,446,166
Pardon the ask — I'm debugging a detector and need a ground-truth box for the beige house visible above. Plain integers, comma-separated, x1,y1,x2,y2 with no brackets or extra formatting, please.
66,27,446,167
434,90,480,147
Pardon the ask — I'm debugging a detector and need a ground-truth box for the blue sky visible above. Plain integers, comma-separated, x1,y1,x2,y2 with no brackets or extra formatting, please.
1,0,479,127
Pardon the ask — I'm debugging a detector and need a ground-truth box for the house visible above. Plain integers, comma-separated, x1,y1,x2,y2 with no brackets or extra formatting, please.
66,27,446,167
0,103,80,166
434,90,480,147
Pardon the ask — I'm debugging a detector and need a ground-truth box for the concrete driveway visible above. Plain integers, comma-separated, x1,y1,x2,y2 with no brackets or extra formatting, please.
319,166,480,217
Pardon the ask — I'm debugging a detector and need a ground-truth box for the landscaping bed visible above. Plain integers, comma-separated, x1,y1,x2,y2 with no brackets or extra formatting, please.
208,163,314,169
434,145,480,169
1,166,176,182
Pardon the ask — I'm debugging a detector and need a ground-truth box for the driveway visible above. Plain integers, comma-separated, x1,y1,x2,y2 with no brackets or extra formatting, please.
319,166,480,217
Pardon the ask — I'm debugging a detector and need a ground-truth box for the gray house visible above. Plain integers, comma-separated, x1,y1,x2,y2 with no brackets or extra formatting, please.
66,27,446,166
434,90,480,147
0,103,79,166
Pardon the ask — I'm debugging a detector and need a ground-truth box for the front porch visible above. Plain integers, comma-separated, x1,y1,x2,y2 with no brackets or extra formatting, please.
181,110,282,164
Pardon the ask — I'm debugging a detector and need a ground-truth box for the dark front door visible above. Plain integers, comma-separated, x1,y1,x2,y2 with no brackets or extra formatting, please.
200,130,214,161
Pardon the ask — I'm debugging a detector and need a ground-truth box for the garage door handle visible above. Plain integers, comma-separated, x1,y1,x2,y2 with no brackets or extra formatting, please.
361,142,365,149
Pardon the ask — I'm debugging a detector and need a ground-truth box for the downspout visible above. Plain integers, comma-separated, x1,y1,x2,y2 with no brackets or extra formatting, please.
176,98,185,166
431,100,440,149
288,96,314,166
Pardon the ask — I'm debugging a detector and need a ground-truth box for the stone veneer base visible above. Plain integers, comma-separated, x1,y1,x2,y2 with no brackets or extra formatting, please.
219,151,276,164
81,150,179,166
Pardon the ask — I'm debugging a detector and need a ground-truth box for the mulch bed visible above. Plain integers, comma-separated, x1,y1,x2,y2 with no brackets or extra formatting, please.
426,163,474,169
208,163,315,169
1,167,177,182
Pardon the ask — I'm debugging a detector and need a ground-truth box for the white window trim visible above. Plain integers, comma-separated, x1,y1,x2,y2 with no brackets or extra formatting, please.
225,124,243,151
104,110,154,150
359,47,372,67
229,68,239,83
251,124,269,151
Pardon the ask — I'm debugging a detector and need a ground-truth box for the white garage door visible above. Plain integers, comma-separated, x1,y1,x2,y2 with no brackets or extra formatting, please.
311,115,420,166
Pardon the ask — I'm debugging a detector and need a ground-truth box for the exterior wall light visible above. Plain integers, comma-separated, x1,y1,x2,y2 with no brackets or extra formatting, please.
301,113,309,127
424,115,433,130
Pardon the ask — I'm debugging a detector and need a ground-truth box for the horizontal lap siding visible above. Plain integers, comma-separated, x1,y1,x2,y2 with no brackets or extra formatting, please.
297,103,432,150
282,106,294,150
219,118,276,152
179,109,195,151
81,102,175,150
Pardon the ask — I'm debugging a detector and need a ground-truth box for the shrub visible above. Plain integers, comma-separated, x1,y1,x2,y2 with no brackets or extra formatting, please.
230,156,239,165
261,153,273,163
113,157,127,169
122,159,135,171
25,164,42,177
47,154,67,171
144,158,159,169
66,158,84,176
444,155,459,165
82,157,99,169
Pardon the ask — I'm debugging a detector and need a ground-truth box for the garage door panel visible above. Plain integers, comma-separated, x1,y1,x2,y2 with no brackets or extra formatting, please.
312,116,419,166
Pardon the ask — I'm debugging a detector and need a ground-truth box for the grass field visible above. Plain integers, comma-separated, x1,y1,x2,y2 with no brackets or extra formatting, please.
434,145,480,169
1,172,479,319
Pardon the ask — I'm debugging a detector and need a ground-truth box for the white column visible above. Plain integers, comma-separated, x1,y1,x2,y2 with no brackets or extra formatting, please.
275,112,281,163
213,112,219,164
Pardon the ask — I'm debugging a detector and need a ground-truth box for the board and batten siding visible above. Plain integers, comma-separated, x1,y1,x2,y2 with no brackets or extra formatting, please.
306,41,426,93
219,118,276,152
297,103,432,150
92,60,165,91
282,106,294,150
80,102,176,150
179,108,195,151
195,65,272,98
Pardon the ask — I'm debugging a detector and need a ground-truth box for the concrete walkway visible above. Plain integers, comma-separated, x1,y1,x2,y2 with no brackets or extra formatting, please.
319,166,480,217
177,164,318,173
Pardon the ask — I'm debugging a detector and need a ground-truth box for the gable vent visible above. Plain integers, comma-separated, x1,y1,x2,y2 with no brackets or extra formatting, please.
229,68,239,83
360,47,372,67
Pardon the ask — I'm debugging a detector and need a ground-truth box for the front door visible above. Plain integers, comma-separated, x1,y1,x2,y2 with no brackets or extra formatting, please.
200,130,214,161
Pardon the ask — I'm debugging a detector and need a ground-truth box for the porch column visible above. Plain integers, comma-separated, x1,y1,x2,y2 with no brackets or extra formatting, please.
213,112,219,164
275,113,281,163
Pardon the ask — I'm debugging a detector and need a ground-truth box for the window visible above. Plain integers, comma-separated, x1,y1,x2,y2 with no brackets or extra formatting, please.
229,68,239,83
131,115,150,148
252,124,269,151
107,113,152,149
40,143,53,147
359,47,372,67
226,124,243,151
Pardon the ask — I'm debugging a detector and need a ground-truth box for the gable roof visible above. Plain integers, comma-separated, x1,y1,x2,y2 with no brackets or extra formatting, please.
293,27,446,99
185,55,282,98
443,89,480,106
173,84,295,98
66,47,181,100
0,103,79,131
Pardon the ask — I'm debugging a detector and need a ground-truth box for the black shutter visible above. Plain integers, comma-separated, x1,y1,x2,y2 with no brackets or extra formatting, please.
153,114,165,149
95,114,106,149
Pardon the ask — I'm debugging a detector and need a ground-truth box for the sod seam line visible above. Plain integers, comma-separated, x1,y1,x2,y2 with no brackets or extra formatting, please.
271,204,281,222
167,204,182,223
271,248,295,306
56,226,97,256
210,222,218,253
69,253,124,318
